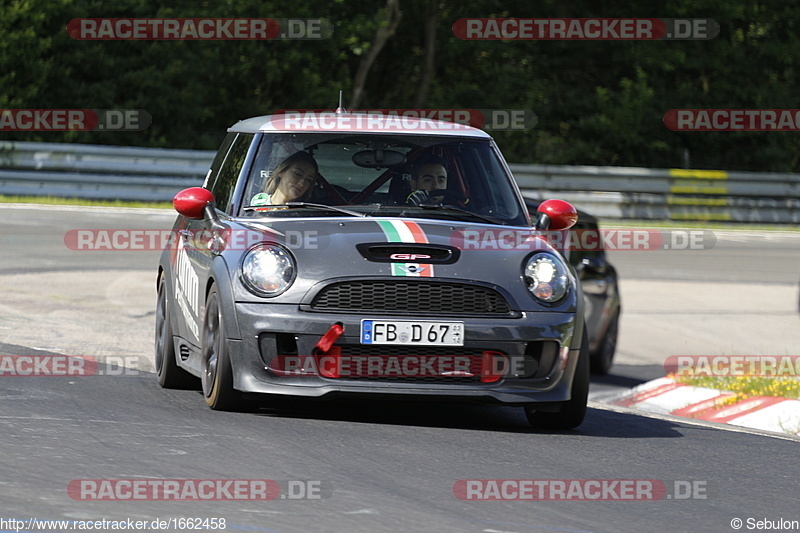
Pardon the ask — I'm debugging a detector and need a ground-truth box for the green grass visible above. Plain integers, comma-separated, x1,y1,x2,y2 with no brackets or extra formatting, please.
0,195,173,209
672,373,800,400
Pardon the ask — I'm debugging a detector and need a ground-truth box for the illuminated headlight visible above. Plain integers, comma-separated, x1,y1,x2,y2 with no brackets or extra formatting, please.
241,244,296,296
524,253,569,303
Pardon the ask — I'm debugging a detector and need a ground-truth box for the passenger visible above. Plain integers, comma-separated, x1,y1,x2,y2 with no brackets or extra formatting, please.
406,155,448,206
251,151,319,206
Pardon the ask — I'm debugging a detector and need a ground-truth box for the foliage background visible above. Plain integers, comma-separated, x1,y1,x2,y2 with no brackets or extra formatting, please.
1,0,799,171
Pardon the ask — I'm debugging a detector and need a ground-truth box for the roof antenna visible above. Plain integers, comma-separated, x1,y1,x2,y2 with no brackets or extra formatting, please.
335,90,347,114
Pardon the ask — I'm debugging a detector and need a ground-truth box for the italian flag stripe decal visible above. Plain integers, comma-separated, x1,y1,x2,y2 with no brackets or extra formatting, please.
376,219,434,277
376,219,402,242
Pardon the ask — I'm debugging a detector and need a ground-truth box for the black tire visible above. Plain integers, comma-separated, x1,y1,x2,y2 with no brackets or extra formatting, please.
201,284,240,411
590,309,620,375
155,273,197,389
525,327,590,430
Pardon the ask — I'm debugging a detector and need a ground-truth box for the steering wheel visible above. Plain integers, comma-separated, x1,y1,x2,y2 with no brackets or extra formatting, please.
407,189,467,207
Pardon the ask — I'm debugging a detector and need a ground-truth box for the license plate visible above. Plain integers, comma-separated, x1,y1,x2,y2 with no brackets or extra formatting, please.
361,320,464,346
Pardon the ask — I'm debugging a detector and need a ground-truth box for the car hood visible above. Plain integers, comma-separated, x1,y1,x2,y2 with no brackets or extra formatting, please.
228,216,575,311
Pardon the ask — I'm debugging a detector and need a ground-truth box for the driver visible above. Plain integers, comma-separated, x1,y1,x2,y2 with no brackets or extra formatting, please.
406,155,448,206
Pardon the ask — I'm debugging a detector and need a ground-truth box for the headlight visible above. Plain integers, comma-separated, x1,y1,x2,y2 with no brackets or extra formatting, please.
523,253,569,303
241,244,296,296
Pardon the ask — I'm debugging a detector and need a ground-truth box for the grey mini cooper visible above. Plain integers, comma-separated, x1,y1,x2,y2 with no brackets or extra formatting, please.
156,112,590,429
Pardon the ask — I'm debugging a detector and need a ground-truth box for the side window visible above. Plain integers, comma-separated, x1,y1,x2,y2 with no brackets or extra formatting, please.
211,133,252,214
204,133,236,189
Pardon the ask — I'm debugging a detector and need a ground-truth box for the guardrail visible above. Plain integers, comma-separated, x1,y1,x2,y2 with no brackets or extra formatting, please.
1,140,799,222
513,164,800,223
0,141,214,202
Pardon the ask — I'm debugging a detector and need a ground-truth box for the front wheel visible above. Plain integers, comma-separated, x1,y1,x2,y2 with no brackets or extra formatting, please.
201,284,240,411
525,327,590,430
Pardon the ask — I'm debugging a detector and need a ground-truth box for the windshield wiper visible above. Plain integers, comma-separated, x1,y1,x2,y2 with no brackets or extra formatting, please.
415,205,502,225
243,202,367,217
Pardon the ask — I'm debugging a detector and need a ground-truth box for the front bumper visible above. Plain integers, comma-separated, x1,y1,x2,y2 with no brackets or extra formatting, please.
227,303,582,405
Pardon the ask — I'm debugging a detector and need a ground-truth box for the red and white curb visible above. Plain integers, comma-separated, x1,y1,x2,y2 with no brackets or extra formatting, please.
607,377,800,435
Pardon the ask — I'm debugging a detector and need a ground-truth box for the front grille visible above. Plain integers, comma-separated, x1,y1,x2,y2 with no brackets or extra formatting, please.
310,281,513,315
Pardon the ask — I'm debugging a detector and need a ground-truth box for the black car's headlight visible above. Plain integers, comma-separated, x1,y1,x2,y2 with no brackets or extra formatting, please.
241,243,296,296
523,253,570,303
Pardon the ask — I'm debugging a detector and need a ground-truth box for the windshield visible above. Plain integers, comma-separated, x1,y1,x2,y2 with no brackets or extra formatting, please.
237,133,529,226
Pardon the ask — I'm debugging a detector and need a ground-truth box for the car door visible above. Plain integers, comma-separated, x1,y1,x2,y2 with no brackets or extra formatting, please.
172,133,252,348
177,133,253,348
169,133,233,345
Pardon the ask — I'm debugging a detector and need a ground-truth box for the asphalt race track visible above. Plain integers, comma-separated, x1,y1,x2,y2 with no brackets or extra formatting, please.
0,205,799,533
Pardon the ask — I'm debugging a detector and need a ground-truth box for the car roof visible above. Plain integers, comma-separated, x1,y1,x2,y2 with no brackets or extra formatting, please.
229,113,493,139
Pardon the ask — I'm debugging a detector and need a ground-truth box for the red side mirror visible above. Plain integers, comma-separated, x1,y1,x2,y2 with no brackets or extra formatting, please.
537,199,578,231
173,187,214,219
